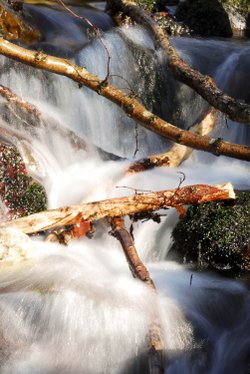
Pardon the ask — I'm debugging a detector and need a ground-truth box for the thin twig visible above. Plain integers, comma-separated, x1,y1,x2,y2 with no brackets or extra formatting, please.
57,0,111,82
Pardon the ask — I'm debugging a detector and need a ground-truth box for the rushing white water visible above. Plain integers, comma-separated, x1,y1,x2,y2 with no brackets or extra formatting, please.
0,5,250,372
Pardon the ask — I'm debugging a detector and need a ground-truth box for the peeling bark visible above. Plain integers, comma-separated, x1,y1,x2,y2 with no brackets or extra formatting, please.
107,0,250,125
0,183,235,234
0,37,249,161
127,108,218,173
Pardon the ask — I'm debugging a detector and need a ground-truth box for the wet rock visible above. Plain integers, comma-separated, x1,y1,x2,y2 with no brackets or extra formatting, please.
222,2,249,35
170,192,250,275
0,143,47,220
175,0,233,37
7,0,23,13
153,11,191,36
0,0,41,44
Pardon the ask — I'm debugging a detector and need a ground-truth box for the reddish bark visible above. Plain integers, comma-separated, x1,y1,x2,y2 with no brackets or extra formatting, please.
111,217,164,373
0,183,235,234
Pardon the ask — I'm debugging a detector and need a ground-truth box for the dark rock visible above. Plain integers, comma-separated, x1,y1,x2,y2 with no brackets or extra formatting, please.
153,11,191,36
175,0,233,37
7,0,23,12
169,192,250,275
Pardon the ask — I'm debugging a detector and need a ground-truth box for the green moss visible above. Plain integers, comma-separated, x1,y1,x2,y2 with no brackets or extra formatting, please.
221,0,249,15
171,192,250,274
134,0,158,12
0,143,47,218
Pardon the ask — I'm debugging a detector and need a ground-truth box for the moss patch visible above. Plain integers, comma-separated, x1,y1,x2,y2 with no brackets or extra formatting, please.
0,143,47,219
170,192,250,274
221,0,249,16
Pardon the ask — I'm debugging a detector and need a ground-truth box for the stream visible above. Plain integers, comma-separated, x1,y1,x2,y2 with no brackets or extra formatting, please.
0,2,250,373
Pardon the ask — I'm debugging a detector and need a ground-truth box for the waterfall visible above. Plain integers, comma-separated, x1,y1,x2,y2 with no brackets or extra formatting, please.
0,3,250,373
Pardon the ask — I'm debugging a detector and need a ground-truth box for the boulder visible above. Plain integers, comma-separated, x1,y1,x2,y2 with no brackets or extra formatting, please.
0,143,47,220
170,192,250,275
175,0,233,37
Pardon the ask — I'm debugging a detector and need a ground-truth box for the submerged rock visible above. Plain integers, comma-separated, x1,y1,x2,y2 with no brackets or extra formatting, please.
0,143,47,220
170,192,250,275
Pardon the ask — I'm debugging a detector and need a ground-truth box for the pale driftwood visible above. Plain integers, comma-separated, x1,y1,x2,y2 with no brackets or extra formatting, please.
0,39,249,161
111,216,164,374
107,0,250,126
127,108,218,173
0,183,235,234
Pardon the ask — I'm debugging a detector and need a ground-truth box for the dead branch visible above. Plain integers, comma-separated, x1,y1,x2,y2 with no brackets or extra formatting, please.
0,38,249,161
107,0,250,125
0,84,41,116
127,108,218,173
0,84,124,164
0,183,235,234
111,216,164,373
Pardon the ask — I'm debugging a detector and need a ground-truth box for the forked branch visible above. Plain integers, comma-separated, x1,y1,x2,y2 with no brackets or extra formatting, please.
0,37,249,161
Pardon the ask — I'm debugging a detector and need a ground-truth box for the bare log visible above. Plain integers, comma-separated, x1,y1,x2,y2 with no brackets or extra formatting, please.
0,183,235,234
0,38,249,161
127,108,218,173
111,216,164,374
107,0,250,125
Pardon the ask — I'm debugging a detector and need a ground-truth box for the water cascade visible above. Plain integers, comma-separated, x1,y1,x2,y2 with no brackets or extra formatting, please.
0,2,249,373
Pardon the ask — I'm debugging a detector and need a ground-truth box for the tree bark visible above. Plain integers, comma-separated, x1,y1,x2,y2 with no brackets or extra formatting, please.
127,108,218,173
107,0,250,125
111,216,164,374
0,38,249,161
0,183,235,234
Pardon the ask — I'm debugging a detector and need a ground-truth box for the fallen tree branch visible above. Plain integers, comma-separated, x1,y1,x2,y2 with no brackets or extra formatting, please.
0,84,40,116
0,183,235,234
111,216,164,373
107,0,250,125
127,107,218,173
0,38,249,161
0,84,121,162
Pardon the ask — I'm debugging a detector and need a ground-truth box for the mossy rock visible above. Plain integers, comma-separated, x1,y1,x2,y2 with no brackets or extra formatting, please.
0,143,47,219
221,0,249,16
175,0,233,37
170,192,250,274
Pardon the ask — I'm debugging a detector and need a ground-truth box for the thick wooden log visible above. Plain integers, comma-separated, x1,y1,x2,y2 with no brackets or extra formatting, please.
0,183,235,234
0,38,249,161
107,0,250,125
127,108,218,173
111,217,164,374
